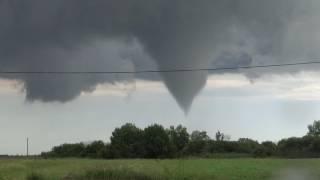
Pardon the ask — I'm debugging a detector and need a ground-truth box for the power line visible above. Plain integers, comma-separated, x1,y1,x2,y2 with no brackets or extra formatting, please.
1,60,320,74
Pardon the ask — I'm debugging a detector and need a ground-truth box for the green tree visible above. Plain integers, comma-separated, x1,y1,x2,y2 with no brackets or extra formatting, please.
261,141,277,156
308,120,320,136
190,130,210,141
85,141,105,158
215,130,225,141
237,138,260,154
167,125,189,153
110,123,145,158
187,130,210,155
51,143,85,157
144,124,171,158
277,137,305,157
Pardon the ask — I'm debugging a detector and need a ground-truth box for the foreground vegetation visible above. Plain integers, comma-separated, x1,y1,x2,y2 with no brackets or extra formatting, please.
1,158,320,180
3,121,320,179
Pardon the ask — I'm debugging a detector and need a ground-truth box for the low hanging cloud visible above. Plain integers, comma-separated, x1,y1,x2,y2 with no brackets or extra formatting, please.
1,0,320,113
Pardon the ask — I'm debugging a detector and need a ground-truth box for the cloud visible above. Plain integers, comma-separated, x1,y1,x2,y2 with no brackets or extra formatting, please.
1,0,320,112
202,71,320,102
81,80,166,98
0,79,20,94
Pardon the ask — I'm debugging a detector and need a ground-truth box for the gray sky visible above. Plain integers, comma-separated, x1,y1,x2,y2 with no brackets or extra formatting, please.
1,72,320,155
2,0,320,154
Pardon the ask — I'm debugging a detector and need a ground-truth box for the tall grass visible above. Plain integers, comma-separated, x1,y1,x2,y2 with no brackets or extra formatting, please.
64,168,167,180
26,172,45,180
2,158,314,180
25,169,168,180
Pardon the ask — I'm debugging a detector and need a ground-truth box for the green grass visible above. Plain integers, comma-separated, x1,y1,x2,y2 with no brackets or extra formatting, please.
1,158,320,180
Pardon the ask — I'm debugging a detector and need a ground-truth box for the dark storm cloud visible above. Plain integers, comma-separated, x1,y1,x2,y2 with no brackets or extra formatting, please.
0,0,319,112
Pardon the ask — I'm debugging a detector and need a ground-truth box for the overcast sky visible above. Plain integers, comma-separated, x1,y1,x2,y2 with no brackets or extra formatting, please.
1,72,320,155
2,0,320,154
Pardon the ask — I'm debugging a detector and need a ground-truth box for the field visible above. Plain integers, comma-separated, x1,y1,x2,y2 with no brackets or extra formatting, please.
1,158,320,180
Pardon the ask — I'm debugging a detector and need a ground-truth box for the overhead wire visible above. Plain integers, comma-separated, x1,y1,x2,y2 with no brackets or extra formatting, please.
1,60,320,74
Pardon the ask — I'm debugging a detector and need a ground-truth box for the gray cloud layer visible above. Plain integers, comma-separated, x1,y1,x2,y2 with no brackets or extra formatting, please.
1,0,320,112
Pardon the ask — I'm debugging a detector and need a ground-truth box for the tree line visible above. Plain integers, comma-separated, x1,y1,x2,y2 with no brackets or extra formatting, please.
41,120,320,159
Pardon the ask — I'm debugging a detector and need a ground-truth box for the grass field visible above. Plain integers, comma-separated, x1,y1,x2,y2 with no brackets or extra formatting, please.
0,158,320,180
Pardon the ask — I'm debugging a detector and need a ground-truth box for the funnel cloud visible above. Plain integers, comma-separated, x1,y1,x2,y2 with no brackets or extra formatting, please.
1,0,320,112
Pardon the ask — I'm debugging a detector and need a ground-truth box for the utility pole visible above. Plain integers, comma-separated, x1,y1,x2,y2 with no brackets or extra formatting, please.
26,137,29,157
